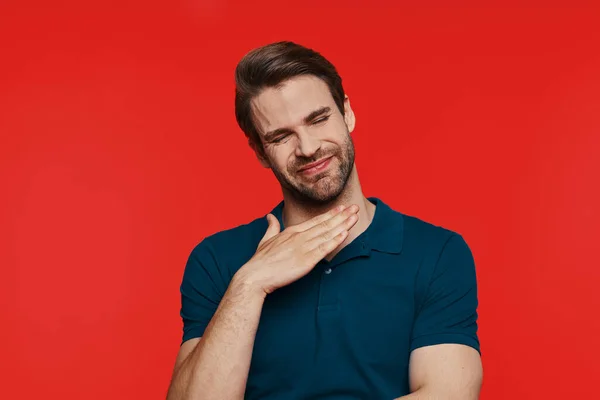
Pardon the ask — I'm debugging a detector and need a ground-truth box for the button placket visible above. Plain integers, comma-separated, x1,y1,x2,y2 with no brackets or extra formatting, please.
317,263,338,309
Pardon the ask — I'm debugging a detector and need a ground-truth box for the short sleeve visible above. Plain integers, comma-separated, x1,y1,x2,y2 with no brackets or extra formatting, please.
179,239,227,345
410,234,480,354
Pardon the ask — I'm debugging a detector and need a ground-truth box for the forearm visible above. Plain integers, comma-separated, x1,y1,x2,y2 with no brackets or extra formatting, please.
394,389,427,400
394,387,479,400
167,276,265,400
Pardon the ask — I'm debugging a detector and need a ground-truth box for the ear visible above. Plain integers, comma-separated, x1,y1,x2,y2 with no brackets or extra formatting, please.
343,95,356,133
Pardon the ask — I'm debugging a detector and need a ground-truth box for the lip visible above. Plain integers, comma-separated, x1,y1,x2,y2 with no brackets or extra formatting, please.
298,156,333,174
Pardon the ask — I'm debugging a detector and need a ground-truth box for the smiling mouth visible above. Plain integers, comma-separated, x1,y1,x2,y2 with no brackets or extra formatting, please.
298,156,333,175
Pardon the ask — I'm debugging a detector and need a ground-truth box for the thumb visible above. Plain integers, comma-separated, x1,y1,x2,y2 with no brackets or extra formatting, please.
259,213,280,246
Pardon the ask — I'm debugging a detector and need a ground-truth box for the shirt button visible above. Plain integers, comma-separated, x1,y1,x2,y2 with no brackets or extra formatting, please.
324,268,332,274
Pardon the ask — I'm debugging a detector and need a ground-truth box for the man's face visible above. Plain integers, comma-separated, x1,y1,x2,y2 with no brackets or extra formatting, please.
251,75,356,206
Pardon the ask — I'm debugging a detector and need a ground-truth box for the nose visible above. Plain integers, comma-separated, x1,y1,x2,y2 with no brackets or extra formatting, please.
294,130,321,158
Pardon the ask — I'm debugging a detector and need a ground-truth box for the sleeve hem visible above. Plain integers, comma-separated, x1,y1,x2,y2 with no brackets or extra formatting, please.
410,332,481,355
181,326,207,346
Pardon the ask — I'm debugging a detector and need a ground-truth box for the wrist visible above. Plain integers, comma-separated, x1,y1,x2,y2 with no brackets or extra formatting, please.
231,268,267,300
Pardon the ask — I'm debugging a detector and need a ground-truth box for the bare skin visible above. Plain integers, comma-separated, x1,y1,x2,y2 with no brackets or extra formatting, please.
167,74,482,399
166,204,360,400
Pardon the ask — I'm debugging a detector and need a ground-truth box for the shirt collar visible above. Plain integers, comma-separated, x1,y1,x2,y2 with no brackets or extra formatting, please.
268,196,403,255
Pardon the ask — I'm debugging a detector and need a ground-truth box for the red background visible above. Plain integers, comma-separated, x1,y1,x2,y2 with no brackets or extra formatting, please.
1,1,599,399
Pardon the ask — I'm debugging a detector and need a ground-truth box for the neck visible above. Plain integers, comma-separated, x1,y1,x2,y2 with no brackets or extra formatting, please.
281,164,376,248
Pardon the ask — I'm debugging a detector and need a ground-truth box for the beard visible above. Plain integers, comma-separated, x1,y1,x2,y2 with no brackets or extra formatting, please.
270,133,355,207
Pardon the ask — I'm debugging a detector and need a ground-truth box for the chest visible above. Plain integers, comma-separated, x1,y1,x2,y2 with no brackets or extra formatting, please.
246,255,417,398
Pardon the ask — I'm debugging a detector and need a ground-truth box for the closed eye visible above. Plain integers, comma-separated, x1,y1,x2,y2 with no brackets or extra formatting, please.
312,116,330,125
268,115,330,144
271,134,289,144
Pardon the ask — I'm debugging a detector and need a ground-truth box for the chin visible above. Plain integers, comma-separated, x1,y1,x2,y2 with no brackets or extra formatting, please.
301,182,346,204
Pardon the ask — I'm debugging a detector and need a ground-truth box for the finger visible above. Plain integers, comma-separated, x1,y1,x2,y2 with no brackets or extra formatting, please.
292,204,347,232
306,229,350,264
304,208,359,251
303,204,359,240
259,214,280,247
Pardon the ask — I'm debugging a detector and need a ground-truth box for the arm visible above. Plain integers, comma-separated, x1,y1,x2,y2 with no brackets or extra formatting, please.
394,343,483,399
398,233,482,400
166,276,266,400
166,206,359,400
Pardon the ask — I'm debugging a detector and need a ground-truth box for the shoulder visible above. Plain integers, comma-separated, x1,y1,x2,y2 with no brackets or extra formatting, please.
396,212,476,294
393,209,475,274
399,212,463,253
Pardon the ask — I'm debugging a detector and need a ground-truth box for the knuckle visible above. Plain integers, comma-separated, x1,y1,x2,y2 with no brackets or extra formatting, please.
296,241,308,254
317,242,328,254
319,219,331,230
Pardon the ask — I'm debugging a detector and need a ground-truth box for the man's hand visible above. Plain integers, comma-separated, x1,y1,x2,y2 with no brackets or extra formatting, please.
235,204,360,296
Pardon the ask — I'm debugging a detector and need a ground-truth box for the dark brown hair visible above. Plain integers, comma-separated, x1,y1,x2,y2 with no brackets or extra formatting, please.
234,41,346,160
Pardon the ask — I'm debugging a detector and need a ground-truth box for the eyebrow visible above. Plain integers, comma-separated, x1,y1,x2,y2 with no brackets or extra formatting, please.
263,106,332,142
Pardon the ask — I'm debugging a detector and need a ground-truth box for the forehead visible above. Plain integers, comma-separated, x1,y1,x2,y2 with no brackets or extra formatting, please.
251,75,335,135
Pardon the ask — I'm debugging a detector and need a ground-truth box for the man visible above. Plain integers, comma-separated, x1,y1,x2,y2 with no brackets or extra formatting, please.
166,41,482,400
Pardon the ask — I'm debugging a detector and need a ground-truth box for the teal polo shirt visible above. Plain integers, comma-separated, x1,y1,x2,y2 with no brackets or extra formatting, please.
179,197,480,399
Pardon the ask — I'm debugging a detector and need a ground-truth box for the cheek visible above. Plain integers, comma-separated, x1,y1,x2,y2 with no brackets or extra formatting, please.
266,148,293,173
325,119,350,143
